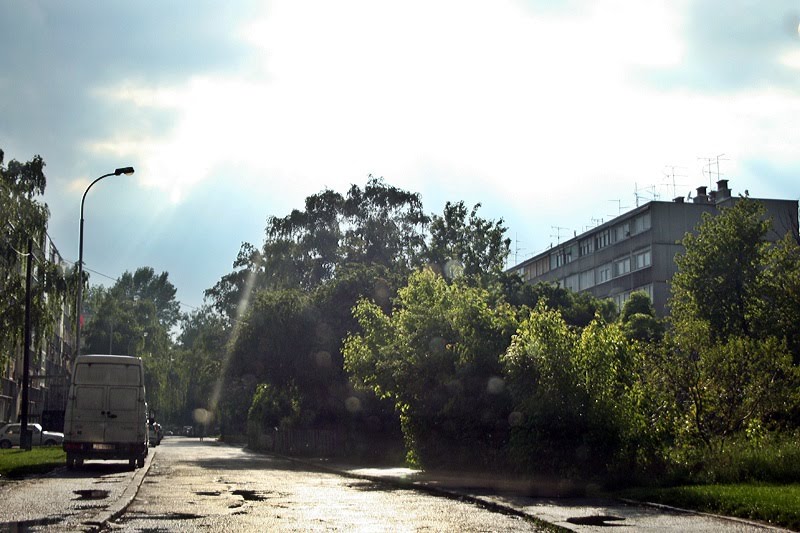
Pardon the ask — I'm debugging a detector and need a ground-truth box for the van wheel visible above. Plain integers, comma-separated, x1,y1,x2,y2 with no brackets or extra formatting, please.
67,455,82,469
136,456,145,468
128,458,137,469
0,440,10,449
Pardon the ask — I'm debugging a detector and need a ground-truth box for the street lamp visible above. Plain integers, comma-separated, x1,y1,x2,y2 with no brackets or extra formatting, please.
75,166,134,358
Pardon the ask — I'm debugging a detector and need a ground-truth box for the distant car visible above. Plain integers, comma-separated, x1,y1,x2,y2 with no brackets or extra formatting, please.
0,423,65,448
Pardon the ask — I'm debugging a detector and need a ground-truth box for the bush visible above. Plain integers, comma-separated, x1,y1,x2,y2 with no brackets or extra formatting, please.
672,431,800,485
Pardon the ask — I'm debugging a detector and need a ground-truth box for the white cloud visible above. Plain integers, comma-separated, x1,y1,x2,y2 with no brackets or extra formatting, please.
81,0,798,228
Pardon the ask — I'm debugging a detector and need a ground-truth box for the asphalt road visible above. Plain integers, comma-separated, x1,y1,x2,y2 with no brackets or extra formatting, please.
0,439,790,532
107,438,546,531
0,450,150,531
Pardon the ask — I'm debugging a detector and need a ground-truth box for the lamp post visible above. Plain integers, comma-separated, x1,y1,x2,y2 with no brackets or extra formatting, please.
75,166,134,358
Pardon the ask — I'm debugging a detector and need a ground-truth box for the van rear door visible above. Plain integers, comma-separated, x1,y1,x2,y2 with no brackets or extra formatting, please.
72,385,107,442
105,385,144,443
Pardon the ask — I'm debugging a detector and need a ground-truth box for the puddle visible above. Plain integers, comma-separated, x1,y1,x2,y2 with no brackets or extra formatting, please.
74,489,111,500
232,489,269,502
566,515,626,526
0,517,63,531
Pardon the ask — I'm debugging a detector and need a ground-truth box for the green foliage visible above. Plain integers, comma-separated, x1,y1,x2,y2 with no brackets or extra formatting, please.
230,288,316,386
502,303,648,477
619,291,664,342
753,233,800,362
653,327,796,454
177,305,227,424
205,177,429,319
425,201,511,281
0,447,65,478
670,198,770,340
82,267,180,423
619,483,800,531
0,149,69,366
508,281,617,327
248,382,301,429
345,268,517,467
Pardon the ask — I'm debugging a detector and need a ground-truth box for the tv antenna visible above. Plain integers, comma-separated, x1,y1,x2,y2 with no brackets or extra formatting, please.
698,154,728,189
634,183,659,207
663,165,688,199
609,199,629,216
513,233,526,265
550,226,570,245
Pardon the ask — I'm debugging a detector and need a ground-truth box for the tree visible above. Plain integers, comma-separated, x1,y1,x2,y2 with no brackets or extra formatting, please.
0,149,68,365
205,177,430,320
653,324,795,453
752,233,800,362
425,201,511,282
341,177,429,270
671,196,800,362
344,269,517,467
501,303,646,476
670,198,770,340
110,267,181,329
81,267,180,421
619,291,664,342
176,305,227,425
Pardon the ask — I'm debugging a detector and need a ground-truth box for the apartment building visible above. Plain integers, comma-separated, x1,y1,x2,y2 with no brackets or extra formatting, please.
0,232,73,429
510,180,799,316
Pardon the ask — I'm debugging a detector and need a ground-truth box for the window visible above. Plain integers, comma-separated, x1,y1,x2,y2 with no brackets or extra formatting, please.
552,247,573,268
564,274,580,292
614,256,631,277
579,238,593,256
594,230,610,250
614,222,630,242
633,248,651,270
596,263,612,283
579,269,595,289
633,212,651,234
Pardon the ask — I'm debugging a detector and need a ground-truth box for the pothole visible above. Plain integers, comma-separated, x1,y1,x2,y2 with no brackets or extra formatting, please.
232,489,269,501
194,490,222,496
566,515,625,526
74,489,110,500
0,518,63,529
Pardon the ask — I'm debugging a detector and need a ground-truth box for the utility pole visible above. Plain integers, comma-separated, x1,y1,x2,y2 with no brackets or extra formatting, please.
21,238,33,450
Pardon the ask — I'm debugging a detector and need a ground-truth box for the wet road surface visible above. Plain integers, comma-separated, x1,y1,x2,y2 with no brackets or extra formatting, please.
107,438,547,531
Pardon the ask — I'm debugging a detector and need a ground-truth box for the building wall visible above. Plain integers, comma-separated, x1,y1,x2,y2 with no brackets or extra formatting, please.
0,232,74,428
511,183,799,317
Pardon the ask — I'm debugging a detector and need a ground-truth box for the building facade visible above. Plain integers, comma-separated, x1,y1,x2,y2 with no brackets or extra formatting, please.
0,231,74,429
510,180,799,316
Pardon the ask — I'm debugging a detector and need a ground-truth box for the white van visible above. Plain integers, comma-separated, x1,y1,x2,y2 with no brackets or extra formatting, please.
63,354,149,469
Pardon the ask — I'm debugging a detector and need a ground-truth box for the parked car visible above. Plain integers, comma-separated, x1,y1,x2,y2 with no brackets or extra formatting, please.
0,423,64,448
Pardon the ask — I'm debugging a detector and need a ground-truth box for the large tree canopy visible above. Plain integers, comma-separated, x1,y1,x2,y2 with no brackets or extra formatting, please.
670,198,800,360
0,149,68,364
206,177,430,320
425,201,511,282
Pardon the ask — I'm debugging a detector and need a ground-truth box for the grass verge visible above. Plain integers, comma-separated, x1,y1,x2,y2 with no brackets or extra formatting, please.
0,447,65,478
618,483,800,531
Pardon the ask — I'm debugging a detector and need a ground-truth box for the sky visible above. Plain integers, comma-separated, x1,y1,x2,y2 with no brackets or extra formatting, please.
2,0,799,313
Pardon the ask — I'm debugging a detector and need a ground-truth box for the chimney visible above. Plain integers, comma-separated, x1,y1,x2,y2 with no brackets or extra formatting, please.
715,179,731,202
673,196,685,203
693,186,709,204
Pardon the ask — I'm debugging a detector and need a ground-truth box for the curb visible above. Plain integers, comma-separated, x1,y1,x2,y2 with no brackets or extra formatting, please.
83,449,156,532
616,497,792,532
